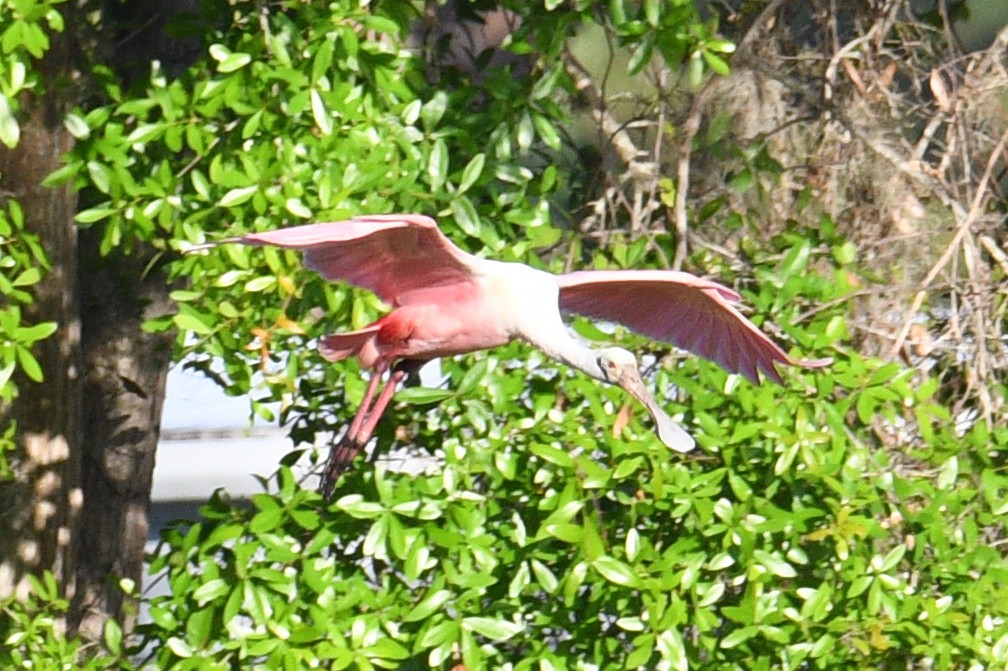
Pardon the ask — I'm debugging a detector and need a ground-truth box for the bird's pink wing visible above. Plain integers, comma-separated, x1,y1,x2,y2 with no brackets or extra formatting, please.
557,270,816,384
238,215,479,306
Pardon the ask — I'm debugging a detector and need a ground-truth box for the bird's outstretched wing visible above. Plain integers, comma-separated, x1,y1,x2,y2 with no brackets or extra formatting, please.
232,215,479,306
557,270,824,384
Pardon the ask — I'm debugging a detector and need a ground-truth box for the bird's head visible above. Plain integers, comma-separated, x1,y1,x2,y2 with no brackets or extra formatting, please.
596,346,638,383
595,346,696,453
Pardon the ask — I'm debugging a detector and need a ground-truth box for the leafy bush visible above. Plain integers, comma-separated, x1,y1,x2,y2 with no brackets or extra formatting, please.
0,573,130,669
0,0,64,475
6,0,1008,669
136,228,1008,669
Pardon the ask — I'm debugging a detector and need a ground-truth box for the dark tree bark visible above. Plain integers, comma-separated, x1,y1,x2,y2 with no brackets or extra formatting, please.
61,0,204,637
66,0,199,638
0,27,83,609
70,236,174,639
0,0,188,639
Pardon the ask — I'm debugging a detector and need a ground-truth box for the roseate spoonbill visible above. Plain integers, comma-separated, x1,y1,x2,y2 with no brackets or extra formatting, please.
199,214,824,492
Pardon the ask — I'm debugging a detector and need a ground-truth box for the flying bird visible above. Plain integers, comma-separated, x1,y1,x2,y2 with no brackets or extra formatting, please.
200,214,825,494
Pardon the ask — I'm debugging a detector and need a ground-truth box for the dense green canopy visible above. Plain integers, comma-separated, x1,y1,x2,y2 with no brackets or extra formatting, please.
2,1,1007,669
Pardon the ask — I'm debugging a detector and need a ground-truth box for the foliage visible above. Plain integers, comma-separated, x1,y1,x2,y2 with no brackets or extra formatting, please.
5,0,1008,669
0,197,52,478
51,0,726,425
0,572,132,669
136,223,1008,668
0,0,66,474
0,0,67,148
0,199,53,396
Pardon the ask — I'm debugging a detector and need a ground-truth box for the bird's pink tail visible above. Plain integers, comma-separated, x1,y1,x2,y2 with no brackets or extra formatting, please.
319,325,382,363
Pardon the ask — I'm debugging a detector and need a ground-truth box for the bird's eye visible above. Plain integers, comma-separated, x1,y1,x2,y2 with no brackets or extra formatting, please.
606,360,617,369
597,357,612,380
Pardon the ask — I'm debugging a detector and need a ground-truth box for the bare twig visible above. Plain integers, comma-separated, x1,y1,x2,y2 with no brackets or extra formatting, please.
672,88,708,269
736,0,787,55
562,49,644,168
890,128,1008,356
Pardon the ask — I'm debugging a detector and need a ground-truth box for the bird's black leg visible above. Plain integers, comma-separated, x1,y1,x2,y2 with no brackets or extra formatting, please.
320,360,422,499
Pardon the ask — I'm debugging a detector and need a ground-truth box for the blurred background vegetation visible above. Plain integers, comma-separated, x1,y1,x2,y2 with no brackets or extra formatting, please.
1,0,1007,669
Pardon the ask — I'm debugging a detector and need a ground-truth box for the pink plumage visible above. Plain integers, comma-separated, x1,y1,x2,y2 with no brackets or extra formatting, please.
210,214,826,494
556,270,790,384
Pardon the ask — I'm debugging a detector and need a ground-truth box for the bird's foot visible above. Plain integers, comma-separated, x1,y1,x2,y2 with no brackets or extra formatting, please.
319,433,365,500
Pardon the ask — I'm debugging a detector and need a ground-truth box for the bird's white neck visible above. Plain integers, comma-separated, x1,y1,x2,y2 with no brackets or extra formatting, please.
486,261,607,382
522,322,606,383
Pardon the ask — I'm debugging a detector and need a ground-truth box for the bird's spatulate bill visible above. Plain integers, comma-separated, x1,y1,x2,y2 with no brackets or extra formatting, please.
614,364,696,453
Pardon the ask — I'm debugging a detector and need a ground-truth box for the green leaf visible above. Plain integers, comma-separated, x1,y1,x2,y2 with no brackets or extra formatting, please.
87,161,112,193
172,308,214,335
877,544,906,573
643,0,660,25
0,362,16,390
335,494,385,519
285,197,312,219
720,626,757,649
613,456,645,480
609,0,627,26
936,455,957,490
396,387,453,404
16,347,43,382
0,94,20,148
530,443,573,468
697,581,725,608
64,113,89,139
244,275,276,293
687,50,703,87
656,628,688,671
627,33,655,75
427,139,448,191
516,111,534,151
754,550,797,578
16,321,56,342
530,559,558,593
418,620,458,649
401,99,421,125
103,618,122,654
508,561,530,598
592,556,641,587
219,185,258,207
312,37,335,84
404,589,452,622
364,638,410,661
450,195,480,237
311,89,333,135
457,153,485,195
702,50,730,76
421,92,448,129
209,43,252,72
192,578,229,606
42,161,81,188
706,39,737,54
220,52,252,72
461,616,523,641
75,207,118,224
625,528,640,562
778,241,811,280
532,113,561,150
127,123,166,144
166,636,193,658
543,523,582,543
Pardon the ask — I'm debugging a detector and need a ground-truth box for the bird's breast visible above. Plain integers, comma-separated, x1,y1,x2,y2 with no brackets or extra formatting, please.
477,260,560,334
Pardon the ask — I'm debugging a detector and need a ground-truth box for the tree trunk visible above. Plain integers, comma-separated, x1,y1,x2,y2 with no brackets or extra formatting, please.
0,4,178,639
70,235,174,639
66,0,199,637
0,44,83,605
